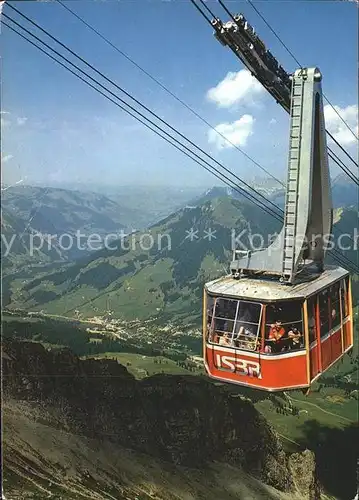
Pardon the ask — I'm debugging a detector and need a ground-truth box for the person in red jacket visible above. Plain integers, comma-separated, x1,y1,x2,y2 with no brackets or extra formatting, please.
269,320,285,341
268,320,286,352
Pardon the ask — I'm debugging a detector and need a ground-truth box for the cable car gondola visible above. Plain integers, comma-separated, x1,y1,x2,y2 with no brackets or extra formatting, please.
203,66,354,392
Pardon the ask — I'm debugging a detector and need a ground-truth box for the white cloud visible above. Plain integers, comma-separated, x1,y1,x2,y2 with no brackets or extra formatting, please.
16,117,28,126
1,111,10,128
269,118,277,125
2,154,14,163
206,70,264,109
324,104,358,146
0,112,28,128
1,117,9,128
208,115,254,150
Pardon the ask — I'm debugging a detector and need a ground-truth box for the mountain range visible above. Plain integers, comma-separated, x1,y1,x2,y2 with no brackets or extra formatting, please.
2,184,205,231
2,184,130,234
4,196,282,323
4,192,358,326
1,184,208,271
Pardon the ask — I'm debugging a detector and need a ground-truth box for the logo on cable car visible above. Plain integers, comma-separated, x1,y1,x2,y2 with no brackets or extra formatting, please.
215,354,262,378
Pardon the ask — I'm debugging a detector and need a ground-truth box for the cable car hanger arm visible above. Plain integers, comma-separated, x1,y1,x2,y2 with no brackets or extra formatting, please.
210,14,333,284
210,14,292,113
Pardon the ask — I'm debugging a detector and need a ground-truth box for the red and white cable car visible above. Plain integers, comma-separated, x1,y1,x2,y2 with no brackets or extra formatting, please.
203,267,353,392
203,20,355,392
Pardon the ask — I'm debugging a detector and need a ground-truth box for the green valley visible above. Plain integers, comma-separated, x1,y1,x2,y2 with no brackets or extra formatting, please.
3,195,281,321
4,195,358,328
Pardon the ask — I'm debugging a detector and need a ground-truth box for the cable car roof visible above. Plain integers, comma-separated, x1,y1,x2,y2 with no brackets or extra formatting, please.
205,265,349,302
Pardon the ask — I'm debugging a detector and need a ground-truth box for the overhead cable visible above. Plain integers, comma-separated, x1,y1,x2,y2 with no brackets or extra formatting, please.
3,10,358,274
244,0,359,165
2,15,283,223
54,0,285,187
5,4,285,219
193,0,359,177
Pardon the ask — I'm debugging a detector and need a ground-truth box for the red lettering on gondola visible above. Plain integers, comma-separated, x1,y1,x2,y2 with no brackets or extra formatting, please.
215,354,262,378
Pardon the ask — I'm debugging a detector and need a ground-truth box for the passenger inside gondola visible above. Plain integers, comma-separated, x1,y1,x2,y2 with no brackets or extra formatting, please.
233,302,260,350
287,325,303,349
269,320,285,341
218,332,232,346
235,324,256,349
264,300,304,354
208,297,261,351
267,320,286,352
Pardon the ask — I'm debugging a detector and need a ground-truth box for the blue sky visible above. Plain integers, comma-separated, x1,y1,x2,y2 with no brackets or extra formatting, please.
1,0,358,188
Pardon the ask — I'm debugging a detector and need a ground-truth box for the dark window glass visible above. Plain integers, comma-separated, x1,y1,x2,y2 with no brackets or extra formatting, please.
319,289,329,337
266,301,302,325
340,281,345,319
307,295,317,344
207,296,215,319
206,296,215,339
329,282,341,329
213,317,235,334
237,301,261,323
331,282,340,302
340,278,349,318
215,298,238,320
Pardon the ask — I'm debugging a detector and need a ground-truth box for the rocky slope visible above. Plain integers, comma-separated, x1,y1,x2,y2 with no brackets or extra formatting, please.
2,339,321,499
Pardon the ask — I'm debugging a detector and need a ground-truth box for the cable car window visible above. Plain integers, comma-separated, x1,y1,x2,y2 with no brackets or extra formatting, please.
233,301,262,350
207,296,215,319
264,301,304,353
212,298,237,336
206,296,216,339
307,295,317,344
215,299,238,319
319,289,329,338
266,302,302,325
330,282,341,329
345,276,350,316
331,282,340,302
237,301,261,323
208,298,262,351
340,278,348,318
